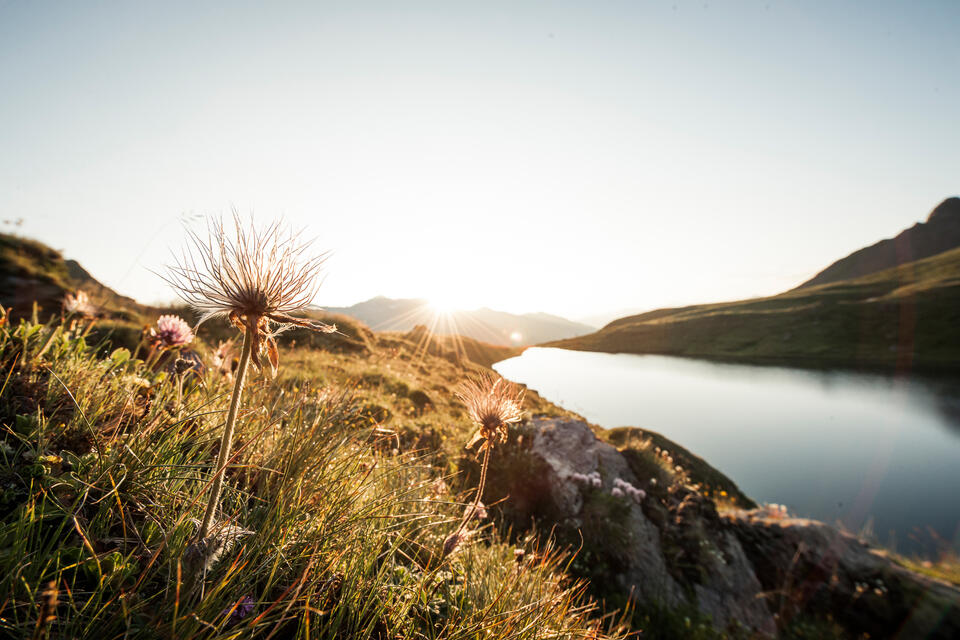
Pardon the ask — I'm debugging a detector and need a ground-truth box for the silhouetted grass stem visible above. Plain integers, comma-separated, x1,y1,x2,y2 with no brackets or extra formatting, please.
445,443,491,558
199,324,253,540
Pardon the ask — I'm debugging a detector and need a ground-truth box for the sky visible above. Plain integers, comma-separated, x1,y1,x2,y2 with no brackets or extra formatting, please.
1,1,957,322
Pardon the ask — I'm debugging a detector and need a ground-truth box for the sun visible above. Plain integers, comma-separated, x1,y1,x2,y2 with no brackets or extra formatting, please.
427,297,459,314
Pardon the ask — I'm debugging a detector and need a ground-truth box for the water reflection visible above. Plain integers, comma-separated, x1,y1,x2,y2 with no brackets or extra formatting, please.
494,348,960,555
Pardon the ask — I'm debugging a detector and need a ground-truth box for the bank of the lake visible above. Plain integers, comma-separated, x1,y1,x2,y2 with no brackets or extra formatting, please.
547,244,960,374
495,347,960,555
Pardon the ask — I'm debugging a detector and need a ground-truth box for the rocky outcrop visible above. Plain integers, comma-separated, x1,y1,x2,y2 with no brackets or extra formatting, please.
728,512,960,640
500,417,960,638
519,417,776,635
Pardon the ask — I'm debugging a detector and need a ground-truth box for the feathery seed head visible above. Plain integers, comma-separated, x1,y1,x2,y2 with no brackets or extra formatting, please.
152,314,194,348
165,215,336,376
457,373,524,447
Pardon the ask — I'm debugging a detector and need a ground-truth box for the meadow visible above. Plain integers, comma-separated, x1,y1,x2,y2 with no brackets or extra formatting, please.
0,305,631,639
2,223,958,640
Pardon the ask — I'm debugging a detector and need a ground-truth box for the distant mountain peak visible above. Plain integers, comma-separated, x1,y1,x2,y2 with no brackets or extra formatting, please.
927,196,960,223
797,197,960,289
324,297,594,346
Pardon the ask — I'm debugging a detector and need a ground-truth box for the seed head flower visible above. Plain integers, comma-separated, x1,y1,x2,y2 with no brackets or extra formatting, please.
164,215,335,376
440,374,523,561
62,290,97,318
457,373,524,449
151,314,194,348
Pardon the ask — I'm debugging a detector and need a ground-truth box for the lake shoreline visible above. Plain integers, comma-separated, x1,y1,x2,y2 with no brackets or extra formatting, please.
541,340,960,380
496,347,960,556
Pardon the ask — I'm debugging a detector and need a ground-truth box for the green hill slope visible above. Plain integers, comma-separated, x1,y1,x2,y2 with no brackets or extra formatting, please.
548,246,960,371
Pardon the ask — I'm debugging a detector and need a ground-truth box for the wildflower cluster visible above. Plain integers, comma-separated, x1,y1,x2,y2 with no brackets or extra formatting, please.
570,470,603,488
611,477,646,503
571,471,646,504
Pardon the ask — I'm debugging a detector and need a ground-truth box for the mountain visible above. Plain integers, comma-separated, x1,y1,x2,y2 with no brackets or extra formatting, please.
0,232,152,321
324,297,595,346
549,200,960,371
798,197,960,288
0,233,524,366
577,306,653,328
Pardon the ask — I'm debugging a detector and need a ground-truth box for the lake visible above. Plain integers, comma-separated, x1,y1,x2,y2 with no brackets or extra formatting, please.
494,347,960,556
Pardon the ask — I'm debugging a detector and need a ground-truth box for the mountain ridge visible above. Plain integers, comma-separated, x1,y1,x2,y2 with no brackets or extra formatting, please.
797,197,960,289
325,297,594,346
548,198,960,372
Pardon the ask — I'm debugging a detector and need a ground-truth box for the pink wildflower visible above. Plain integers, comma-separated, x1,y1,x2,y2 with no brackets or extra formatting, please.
612,477,646,503
570,471,603,488
152,314,194,348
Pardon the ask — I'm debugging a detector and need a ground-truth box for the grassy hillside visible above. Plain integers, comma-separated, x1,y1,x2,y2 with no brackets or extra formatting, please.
0,233,155,323
0,279,775,637
3,232,955,637
0,310,634,639
548,246,960,371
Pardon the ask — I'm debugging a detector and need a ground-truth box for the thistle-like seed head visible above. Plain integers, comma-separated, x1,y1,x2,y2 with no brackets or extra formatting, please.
457,373,524,447
164,215,336,376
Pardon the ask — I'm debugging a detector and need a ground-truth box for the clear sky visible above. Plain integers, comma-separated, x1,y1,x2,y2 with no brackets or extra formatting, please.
1,1,957,321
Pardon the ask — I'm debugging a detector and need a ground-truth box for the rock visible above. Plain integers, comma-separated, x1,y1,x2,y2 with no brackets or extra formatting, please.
520,417,777,635
727,512,960,639
495,417,960,638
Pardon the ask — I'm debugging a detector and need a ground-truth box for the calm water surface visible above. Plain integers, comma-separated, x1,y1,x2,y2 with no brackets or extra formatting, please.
494,348,960,555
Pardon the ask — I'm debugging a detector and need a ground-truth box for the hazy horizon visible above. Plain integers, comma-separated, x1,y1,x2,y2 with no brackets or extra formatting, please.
2,1,957,319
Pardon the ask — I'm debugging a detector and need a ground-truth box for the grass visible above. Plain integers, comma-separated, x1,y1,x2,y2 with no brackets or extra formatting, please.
548,245,960,372
895,552,960,587
603,427,755,510
0,313,629,639
4,230,929,638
